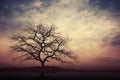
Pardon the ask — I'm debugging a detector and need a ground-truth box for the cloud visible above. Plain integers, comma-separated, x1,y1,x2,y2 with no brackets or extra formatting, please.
1,0,119,56
111,33,120,46
89,0,120,13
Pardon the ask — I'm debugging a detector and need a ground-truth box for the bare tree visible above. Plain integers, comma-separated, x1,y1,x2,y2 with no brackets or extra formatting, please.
10,24,75,68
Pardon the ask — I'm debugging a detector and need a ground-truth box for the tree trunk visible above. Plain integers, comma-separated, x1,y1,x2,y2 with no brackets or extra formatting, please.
41,62,44,68
41,61,45,72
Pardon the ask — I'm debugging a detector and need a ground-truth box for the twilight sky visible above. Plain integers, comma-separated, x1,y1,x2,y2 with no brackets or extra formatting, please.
0,0,120,69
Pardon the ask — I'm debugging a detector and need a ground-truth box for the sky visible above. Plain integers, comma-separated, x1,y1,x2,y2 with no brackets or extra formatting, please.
0,0,120,69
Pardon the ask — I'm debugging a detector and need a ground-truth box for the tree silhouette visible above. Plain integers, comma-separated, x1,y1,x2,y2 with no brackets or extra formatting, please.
10,24,75,68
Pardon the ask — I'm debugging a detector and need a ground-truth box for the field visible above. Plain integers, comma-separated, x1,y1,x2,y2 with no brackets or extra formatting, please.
0,67,120,80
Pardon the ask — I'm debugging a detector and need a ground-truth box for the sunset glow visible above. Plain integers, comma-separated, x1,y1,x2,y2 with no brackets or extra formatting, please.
0,0,120,69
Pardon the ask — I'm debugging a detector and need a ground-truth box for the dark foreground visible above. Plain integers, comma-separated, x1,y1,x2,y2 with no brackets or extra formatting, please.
1,67,120,80
0,72,120,80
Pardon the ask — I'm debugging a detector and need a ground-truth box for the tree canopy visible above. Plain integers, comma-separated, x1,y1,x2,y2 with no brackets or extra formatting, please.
11,24,75,67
